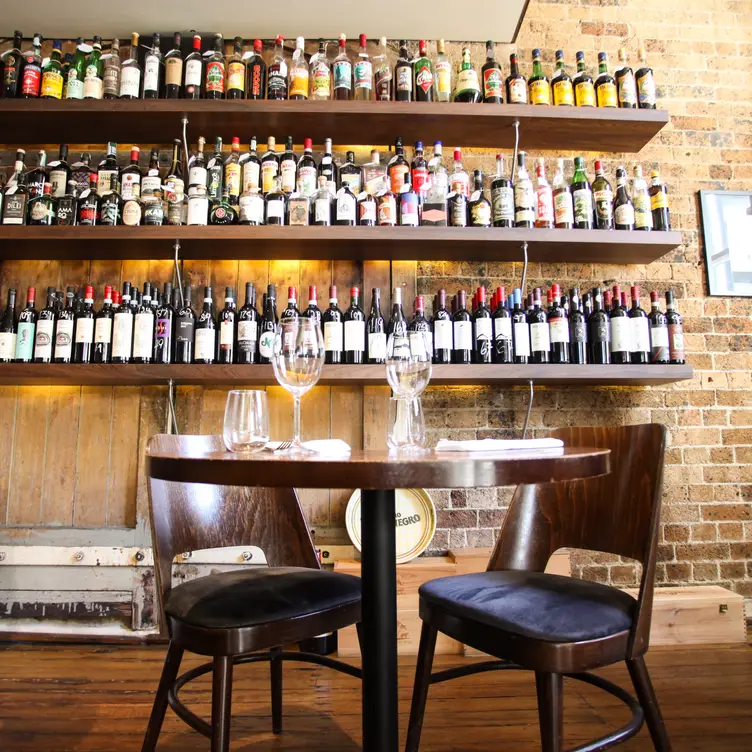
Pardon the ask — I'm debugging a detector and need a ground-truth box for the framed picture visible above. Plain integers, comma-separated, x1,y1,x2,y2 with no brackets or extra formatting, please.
699,190,752,297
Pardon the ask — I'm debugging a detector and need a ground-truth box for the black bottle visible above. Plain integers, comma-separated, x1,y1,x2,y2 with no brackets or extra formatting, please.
366,288,386,364
92,285,115,363
218,286,236,364
394,41,413,102
173,285,195,364
568,288,588,364
492,287,512,364
236,282,259,364
33,287,57,363
511,289,529,365
648,291,669,364
527,288,550,364
322,285,343,365
432,289,452,365
467,170,491,227
73,285,95,364
343,286,366,364
588,287,611,364
472,287,493,364
258,284,278,364
548,284,570,364
629,285,650,364
452,290,472,364
609,284,630,364
153,282,174,364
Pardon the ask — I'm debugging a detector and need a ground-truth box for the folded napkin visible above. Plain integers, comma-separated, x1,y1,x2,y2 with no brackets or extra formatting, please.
266,439,352,456
435,438,564,453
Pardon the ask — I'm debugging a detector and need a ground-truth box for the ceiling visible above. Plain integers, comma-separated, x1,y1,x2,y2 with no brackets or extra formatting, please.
1,0,530,44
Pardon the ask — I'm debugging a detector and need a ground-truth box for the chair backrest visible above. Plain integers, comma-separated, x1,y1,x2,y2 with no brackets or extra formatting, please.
146,434,320,619
488,424,667,656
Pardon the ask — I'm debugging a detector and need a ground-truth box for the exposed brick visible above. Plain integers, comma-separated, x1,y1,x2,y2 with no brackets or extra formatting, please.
718,522,744,541
729,543,752,560
703,504,752,522
611,565,639,585
436,509,478,529
720,562,746,579
664,524,690,543
674,543,730,561
450,490,467,508
665,563,691,581
690,523,718,541
692,562,719,581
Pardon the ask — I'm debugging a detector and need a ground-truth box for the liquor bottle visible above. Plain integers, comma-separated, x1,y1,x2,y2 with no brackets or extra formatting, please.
193,287,216,364
33,287,57,363
288,186,310,226
2,31,24,98
431,289,452,364
354,34,374,101
595,52,618,108
277,136,296,195
548,284,569,363
265,176,288,225
357,189,377,226
224,36,245,99
217,287,236,364
527,288,550,364
141,147,162,198
91,285,114,363
568,288,587,364
534,159,554,229
187,185,209,225
120,146,142,201
414,40,435,102
387,287,408,345
343,287,366,364
333,34,353,101
506,52,528,104
173,285,195,364
648,291,669,364
592,159,614,230
615,48,637,109
388,137,410,195
570,156,593,229
552,159,574,229
26,149,48,199
340,151,362,195
452,290,472,364
111,282,133,363
481,41,503,103
28,183,55,225
588,288,610,364
608,284,630,364
65,38,87,99
454,47,481,103
322,286,343,364
183,34,203,99
142,33,163,99
572,51,595,107
76,173,101,225
511,289,529,364
336,182,357,226
635,47,656,109
257,136,277,194
152,282,174,363
288,36,309,100
649,170,671,231
20,33,43,98
665,290,685,364
470,287,492,363
468,170,491,227
377,180,397,226
363,149,387,196
409,296,433,361
407,142,427,197
2,149,28,225
373,36,392,101
428,38,450,101
118,33,141,99
613,166,635,230
0,289,17,364
628,286,650,364
207,137,224,203
51,287,75,363
209,187,238,225
450,148,469,197
265,35,288,99
312,176,333,225
55,181,78,225
189,136,208,190
308,39,330,100
366,288,386,364
131,283,154,364
318,137,338,196
238,137,261,194
448,188,467,227
631,165,653,231
398,176,420,227
121,186,143,227
514,152,535,229
255,285,277,364
205,34,225,99
48,145,71,198
97,142,119,196
224,137,242,204
422,142,449,226
41,40,65,99
236,283,259,364
395,40,414,102
528,49,551,105
72,286,95,364
83,36,106,99
163,32,183,99
550,49,574,106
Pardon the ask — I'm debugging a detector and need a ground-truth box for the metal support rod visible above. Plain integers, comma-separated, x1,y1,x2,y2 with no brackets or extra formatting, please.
520,241,529,298
173,240,184,306
521,379,534,440
166,379,180,435
180,116,190,173
510,120,520,182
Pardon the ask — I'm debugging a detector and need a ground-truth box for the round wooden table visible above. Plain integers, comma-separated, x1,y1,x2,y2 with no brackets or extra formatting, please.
147,445,610,752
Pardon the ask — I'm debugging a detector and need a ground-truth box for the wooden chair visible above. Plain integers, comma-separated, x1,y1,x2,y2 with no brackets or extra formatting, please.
406,424,671,752
142,434,362,752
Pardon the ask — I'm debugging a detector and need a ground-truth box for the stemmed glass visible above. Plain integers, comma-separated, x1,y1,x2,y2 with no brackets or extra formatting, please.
271,317,325,454
386,327,433,451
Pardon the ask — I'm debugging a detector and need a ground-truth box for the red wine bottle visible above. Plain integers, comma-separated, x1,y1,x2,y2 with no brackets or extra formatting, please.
648,291,669,364
73,285,95,364
432,288,452,364
609,284,630,364
343,286,365,364
92,285,114,363
548,283,570,364
629,285,650,364
258,284,278,364
33,286,57,363
236,282,258,364
528,287,550,364
322,285,343,365
194,286,217,364
588,287,611,364
472,286,493,364
666,290,685,364
153,282,174,364
0,289,17,364
174,285,195,364
217,286,236,364
132,282,155,364
452,290,472,364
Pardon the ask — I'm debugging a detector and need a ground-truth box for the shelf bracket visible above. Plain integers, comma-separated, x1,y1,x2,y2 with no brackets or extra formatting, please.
520,241,529,298
173,240,184,306
165,379,180,435
521,379,534,440
510,120,520,182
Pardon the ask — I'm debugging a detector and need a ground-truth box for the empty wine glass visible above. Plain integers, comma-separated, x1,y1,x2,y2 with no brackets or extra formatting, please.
387,396,426,450
223,390,270,452
271,317,325,454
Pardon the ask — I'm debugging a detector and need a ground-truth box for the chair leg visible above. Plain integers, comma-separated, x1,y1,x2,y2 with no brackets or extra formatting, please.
627,656,672,752
404,623,438,752
270,646,283,735
535,672,563,752
356,621,364,653
211,655,234,752
141,640,184,752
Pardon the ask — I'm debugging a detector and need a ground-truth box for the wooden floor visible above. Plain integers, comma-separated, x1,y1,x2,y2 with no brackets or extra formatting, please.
0,643,750,751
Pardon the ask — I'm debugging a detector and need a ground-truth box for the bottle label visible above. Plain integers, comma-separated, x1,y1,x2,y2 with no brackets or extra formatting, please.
205,60,225,93
242,160,261,191
34,319,54,360
189,165,207,188
399,193,419,226
575,80,595,106
389,164,409,195
508,77,528,104
573,187,593,224
185,59,202,88
2,53,20,92
483,68,503,98
30,199,52,223
122,200,142,226
344,319,365,352
514,181,535,224
408,167,427,194
282,196,305,225
75,317,94,344
396,66,412,93
554,189,574,225
549,317,569,344
594,188,614,221
553,79,574,106
651,325,669,361
359,199,377,223
637,72,656,106
650,190,668,211
187,195,208,225
142,173,161,195
453,320,472,351
276,159,295,193
455,67,479,96
354,60,373,90
311,61,331,95
287,64,308,97
194,328,216,360
322,321,342,352
530,321,550,353
610,316,631,354
48,168,67,198
162,56,182,87
615,203,635,226
368,331,386,359
98,168,118,196
618,71,637,105
237,320,258,347
341,172,362,195
631,317,650,353
132,312,154,356
333,60,352,90
0,332,16,360
337,192,356,222
529,79,550,105
262,161,279,194
408,329,431,360
94,317,112,344
450,197,467,226
474,317,492,342
144,199,164,225
634,191,653,228
309,198,329,224
66,71,84,99
21,62,41,96
219,319,234,347
513,321,530,357
491,185,515,223
451,174,469,197
669,323,684,360
536,186,554,224
267,64,288,95
112,313,133,358
176,316,194,346
416,63,434,94
238,193,263,224
225,163,242,198
436,60,451,96
118,66,140,97
266,199,284,221
433,319,452,350
494,316,512,345
41,69,63,98
572,319,586,344
293,165,315,197
378,195,396,225
121,172,141,200
83,67,103,98
597,81,618,107
54,319,73,359
227,61,245,92
470,201,491,227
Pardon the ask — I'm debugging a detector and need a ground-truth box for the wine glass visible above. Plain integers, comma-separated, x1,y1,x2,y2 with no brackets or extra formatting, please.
223,390,269,452
271,317,325,454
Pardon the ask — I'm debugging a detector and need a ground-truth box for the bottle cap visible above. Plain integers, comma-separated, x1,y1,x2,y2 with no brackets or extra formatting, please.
532,48,541,58
253,39,262,51
104,285,113,298
555,49,564,60
296,36,304,47
339,33,346,46
631,285,640,298
309,285,317,301
576,50,585,60
416,295,424,309
350,286,359,297
360,34,367,47
288,286,297,300
453,148,461,160
598,51,607,62
329,285,337,299
415,141,424,151
650,290,659,302
304,137,312,150
275,35,284,44
232,137,240,148
595,159,603,172
552,283,560,295
85,285,94,298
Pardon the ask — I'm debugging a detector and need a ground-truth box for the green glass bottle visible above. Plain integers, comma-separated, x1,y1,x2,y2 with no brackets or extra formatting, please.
83,36,104,99
528,48,550,105
570,156,593,230
453,47,481,103
65,39,87,99
40,41,64,99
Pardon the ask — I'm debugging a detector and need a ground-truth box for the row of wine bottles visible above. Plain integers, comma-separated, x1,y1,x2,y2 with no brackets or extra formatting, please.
0,281,685,366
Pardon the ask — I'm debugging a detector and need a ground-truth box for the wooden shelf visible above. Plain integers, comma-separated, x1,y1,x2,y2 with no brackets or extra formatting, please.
0,100,669,152
0,226,682,264
0,363,693,387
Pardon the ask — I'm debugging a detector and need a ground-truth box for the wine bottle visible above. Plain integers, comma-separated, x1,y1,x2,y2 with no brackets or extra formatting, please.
15,287,38,363
366,288,386,364
73,285,95,364
409,295,432,362
512,289,530,365
0,289,17,363
92,285,114,363
132,282,155,364
236,283,259,364
548,284,570,364
302,285,322,327
322,285,343,365
568,288,588,364
258,284,278,364
174,285,195,364
472,287,493,364
528,288,550,364
111,281,134,364
492,287,512,364
153,282,174,364
452,290,472,364
280,286,300,325
194,286,217,364
629,285,650,364
33,286,57,363
609,284,630,364
588,287,611,364
648,291,669,364
343,287,366,364
432,288,452,364
53,287,76,363
218,286,236,364
665,290,685,364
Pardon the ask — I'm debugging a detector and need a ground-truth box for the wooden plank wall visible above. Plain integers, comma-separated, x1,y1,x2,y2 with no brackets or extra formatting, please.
0,258,415,542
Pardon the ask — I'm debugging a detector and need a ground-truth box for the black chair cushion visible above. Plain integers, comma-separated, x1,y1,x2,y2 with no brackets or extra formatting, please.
420,570,636,643
166,567,361,629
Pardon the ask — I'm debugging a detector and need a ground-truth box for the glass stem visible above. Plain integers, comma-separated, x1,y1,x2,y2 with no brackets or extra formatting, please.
293,395,302,447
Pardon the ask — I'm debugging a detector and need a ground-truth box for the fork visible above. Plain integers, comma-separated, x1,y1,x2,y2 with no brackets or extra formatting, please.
273,440,294,452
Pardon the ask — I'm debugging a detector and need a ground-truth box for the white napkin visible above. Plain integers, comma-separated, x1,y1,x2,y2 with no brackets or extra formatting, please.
266,439,352,456
435,438,564,453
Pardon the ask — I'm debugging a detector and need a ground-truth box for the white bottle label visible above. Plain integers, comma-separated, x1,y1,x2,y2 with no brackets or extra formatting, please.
474,317,492,342
259,329,275,358
610,316,632,353
266,200,284,221
220,320,234,346
337,192,356,222
132,312,154,357
112,313,133,358
324,321,343,352
143,56,160,92
185,58,202,87
237,320,258,343
121,173,141,200
194,328,216,360
75,318,94,344
494,317,512,343
433,319,452,350
615,203,635,226
631,317,650,353
344,320,365,353
142,174,161,195
94,317,112,344
514,322,530,357
242,161,260,191
315,199,331,223
189,165,207,188
408,330,432,360
549,317,570,344
297,165,317,196
83,69,103,99
0,332,16,360
54,319,73,359
119,66,141,97
280,160,296,193
453,320,472,351
530,321,550,353
187,196,208,225
651,325,669,348
239,194,264,223
34,319,55,360
368,332,386,359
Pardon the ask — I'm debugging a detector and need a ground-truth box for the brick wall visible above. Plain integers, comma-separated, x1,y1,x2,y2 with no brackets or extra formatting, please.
423,0,752,606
